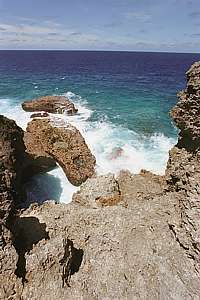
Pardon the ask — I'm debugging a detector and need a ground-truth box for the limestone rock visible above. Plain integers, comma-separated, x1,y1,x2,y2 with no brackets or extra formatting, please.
117,169,165,208
22,95,78,115
24,128,57,179
73,173,121,208
166,61,200,268
0,116,25,299
1,62,200,299
170,61,200,148
25,118,96,186
14,188,200,300
0,235,23,300
0,115,25,224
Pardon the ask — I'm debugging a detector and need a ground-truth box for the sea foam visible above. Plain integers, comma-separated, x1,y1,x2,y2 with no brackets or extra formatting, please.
0,93,176,204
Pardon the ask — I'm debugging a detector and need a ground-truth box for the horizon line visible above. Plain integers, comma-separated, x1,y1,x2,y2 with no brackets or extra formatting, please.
0,49,200,55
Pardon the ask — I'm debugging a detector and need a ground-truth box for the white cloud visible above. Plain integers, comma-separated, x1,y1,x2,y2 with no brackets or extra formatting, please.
0,18,199,52
0,19,101,48
0,22,62,35
125,11,151,22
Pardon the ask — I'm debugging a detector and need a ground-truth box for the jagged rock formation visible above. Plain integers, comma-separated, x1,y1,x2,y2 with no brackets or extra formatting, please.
0,62,200,299
73,173,121,208
25,118,96,186
166,61,200,268
11,175,200,299
171,61,200,148
0,113,96,299
0,116,25,225
22,96,78,115
0,116,26,299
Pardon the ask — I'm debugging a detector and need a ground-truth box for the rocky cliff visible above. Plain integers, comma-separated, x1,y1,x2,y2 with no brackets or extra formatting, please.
0,116,25,227
166,61,200,269
0,62,200,299
0,116,26,299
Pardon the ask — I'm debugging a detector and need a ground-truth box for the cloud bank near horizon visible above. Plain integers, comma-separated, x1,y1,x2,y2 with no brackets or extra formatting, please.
0,0,200,52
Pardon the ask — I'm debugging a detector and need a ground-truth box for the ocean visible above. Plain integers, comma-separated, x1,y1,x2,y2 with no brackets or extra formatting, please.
1,50,200,204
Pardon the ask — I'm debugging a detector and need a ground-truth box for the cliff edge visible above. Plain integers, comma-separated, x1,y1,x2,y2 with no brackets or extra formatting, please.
0,62,200,299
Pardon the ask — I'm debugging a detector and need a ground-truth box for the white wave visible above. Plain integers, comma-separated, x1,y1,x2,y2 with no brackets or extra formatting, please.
0,98,32,129
57,91,176,175
79,121,175,175
0,93,177,205
25,166,79,206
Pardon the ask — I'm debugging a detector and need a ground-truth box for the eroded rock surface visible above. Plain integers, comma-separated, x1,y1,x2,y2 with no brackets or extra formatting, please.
1,62,200,299
0,116,25,224
0,116,26,299
14,188,200,300
25,118,96,186
166,61,200,268
73,173,121,208
22,95,78,115
171,61,200,148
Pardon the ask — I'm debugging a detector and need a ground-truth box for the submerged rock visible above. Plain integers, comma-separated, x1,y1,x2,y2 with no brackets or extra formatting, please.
73,173,121,208
25,118,96,186
22,95,78,115
30,112,50,118
108,147,124,160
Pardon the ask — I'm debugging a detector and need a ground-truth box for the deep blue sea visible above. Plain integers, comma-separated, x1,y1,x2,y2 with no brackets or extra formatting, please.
1,50,200,203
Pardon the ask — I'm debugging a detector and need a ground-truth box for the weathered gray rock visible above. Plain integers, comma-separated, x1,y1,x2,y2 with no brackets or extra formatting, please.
0,115,25,225
14,186,200,300
0,233,23,300
170,61,200,148
1,62,200,299
0,116,26,299
73,173,121,208
166,61,200,268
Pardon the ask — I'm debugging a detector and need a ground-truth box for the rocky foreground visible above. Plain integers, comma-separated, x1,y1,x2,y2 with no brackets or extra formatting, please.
0,62,200,299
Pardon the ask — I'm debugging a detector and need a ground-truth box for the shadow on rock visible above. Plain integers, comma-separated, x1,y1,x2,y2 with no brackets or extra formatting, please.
60,238,84,287
11,216,49,283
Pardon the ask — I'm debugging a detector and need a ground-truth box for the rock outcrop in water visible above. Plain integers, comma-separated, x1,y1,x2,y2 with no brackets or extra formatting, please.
0,62,200,299
22,95,78,115
25,118,96,186
30,112,49,118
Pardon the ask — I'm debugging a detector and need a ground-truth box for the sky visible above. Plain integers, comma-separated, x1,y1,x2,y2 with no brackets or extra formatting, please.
0,0,200,52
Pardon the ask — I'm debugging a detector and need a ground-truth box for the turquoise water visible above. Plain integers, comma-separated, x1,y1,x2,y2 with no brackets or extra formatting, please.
1,50,200,203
